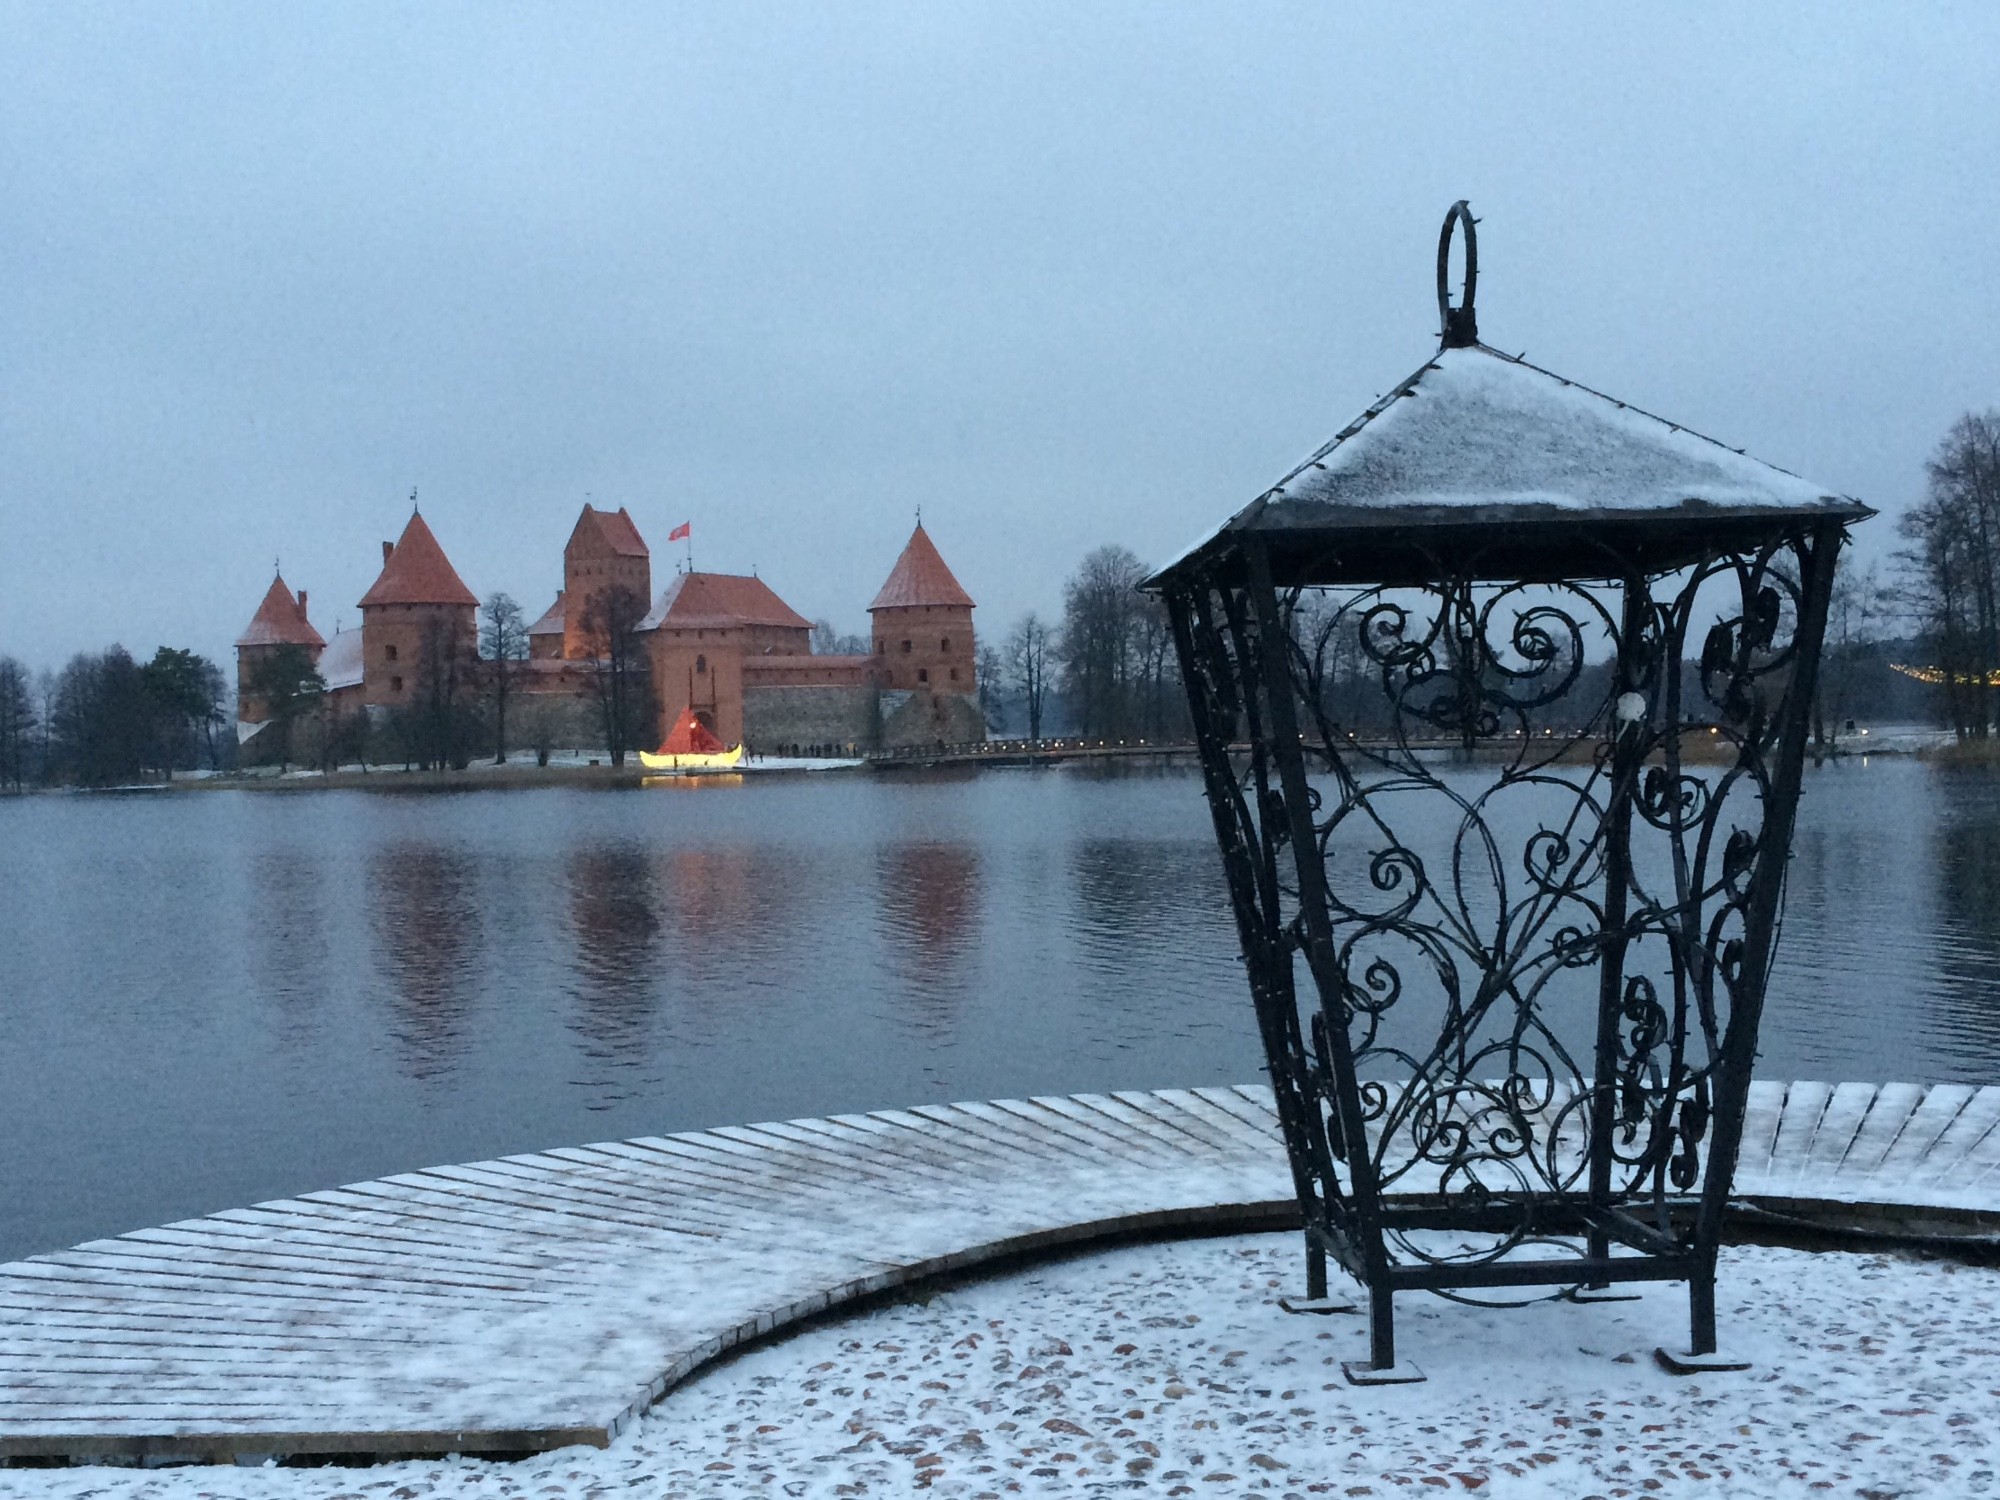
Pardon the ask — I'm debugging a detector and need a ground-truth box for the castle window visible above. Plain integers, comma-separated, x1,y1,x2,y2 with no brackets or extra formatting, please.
940,638,949,651
950,667,959,681
901,639,912,654
696,654,708,674
917,668,929,684
390,675,403,693
877,640,886,654
384,644,398,662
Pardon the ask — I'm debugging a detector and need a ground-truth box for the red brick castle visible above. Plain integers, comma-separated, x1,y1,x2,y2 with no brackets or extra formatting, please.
236,507,981,758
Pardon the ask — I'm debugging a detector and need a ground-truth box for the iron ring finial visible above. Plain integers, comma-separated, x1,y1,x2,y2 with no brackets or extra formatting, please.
1437,200,1478,348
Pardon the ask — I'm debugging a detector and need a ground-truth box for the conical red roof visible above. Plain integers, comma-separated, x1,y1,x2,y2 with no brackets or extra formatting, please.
358,512,479,609
868,524,974,611
658,706,728,755
236,574,325,649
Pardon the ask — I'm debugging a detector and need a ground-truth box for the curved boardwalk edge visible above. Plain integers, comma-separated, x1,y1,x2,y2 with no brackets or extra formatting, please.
1,1081,1996,1466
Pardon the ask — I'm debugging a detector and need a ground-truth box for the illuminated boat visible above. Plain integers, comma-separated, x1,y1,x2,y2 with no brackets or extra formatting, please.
638,707,744,772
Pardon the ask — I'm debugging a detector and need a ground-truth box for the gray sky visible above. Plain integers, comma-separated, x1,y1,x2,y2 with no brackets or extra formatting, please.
3,3,1996,673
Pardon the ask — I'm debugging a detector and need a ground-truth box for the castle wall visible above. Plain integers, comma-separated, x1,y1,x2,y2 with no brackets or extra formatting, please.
742,684,881,753
880,688,985,749
650,633,745,748
360,602,477,707
562,544,651,660
871,603,976,694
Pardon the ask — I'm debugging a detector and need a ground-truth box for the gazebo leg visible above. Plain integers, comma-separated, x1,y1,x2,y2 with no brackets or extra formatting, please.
1306,1239,1327,1300
1690,1267,1716,1356
1655,1255,1749,1373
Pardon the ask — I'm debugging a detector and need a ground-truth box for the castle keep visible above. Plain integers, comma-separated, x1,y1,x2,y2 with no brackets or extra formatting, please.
236,507,982,757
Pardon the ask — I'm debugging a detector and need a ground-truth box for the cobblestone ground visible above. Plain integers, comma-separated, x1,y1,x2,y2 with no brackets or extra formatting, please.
5,1234,1996,1499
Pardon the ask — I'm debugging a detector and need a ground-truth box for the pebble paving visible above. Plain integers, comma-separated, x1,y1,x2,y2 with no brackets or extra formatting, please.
6,1233,1995,1500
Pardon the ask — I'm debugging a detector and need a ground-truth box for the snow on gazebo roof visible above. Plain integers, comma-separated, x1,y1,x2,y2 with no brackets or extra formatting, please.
1149,210,1868,589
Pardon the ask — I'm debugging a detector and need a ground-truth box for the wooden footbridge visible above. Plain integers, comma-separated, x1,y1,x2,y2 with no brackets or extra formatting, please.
2,1081,1996,1465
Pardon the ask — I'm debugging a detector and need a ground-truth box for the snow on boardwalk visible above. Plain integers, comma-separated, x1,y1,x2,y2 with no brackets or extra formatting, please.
1,1082,1997,1467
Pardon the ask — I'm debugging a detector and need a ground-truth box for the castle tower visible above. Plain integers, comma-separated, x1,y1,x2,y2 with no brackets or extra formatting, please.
638,572,813,749
234,572,325,724
869,523,976,695
357,511,479,707
561,505,651,660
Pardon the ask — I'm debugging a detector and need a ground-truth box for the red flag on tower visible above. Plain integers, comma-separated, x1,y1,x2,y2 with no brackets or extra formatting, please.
667,521,691,542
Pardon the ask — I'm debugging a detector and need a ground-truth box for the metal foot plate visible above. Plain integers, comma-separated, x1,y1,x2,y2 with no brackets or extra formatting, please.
1654,1346,1751,1374
1342,1360,1427,1386
1279,1295,1359,1315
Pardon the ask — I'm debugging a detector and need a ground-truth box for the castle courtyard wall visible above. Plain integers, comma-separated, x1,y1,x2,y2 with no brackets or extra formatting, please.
743,683,882,753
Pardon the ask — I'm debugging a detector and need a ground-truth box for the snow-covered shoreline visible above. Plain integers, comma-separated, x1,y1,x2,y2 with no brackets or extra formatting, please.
6,1232,1993,1499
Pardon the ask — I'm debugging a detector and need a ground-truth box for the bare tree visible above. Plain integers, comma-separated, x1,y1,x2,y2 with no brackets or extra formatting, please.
412,615,477,770
1897,411,2000,738
0,657,35,790
480,592,529,764
811,618,870,655
1058,546,1148,737
1007,613,1054,740
975,642,1004,731
1814,555,1886,749
580,583,654,766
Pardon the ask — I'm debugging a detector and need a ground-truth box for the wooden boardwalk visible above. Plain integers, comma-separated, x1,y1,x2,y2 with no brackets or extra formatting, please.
2,1080,1997,1465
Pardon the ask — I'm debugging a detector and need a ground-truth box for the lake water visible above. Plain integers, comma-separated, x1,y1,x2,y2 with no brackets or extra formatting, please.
2,757,1998,1263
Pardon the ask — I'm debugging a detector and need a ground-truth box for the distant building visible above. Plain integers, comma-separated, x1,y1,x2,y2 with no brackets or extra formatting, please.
234,574,325,734
356,512,480,709
560,505,652,661
236,510,983,758
868,523,984,746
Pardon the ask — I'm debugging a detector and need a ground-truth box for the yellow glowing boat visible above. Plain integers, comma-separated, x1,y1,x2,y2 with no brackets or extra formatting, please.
638,743,744,772
638,707,743,772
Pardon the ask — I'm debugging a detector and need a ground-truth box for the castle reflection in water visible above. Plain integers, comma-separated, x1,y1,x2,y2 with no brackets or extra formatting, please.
4,761,2000,1264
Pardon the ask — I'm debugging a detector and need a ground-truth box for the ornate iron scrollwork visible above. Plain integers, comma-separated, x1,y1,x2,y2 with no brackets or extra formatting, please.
1164,527,1841,1368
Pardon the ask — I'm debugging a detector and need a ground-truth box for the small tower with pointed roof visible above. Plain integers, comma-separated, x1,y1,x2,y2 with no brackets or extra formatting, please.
235,573,325,725
869,523,976,696
357,510,480,707
560,504,651,660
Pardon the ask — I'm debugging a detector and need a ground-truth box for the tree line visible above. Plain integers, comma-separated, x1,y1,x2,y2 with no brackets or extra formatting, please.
0,646,227,789
1894,410,2000,738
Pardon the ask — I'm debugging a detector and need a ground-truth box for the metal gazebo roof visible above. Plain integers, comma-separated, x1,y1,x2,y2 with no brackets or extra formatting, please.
1148,207,1871,589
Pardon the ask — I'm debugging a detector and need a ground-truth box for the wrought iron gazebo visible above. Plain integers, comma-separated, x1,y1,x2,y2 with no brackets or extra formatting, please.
1147,204,1870,1381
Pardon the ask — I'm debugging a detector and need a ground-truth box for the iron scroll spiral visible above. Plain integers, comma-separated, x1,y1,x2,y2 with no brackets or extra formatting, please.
1437,200,1478,348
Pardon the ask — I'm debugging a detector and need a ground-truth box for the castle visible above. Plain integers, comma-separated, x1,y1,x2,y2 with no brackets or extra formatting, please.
236,505,984,757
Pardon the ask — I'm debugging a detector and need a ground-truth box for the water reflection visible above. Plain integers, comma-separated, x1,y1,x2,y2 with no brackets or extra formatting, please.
566,844,662,1060
1931,783,2000,1067
15,760,2000,1268
370,843,481,1079
249,848,330,1041
876,843,982,1023
1070,840,1214,980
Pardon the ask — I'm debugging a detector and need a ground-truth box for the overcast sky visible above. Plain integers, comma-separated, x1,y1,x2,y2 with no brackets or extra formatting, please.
3,3,1996,672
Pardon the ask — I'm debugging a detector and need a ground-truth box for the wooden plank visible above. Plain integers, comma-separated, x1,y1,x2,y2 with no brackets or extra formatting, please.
1826,1080,1925,1185
1868,1083,1978,1189
1731,1079,1787,1191
1794,1080,1880,1193
1764,1079,1835,1190
1907,1084,2000,1188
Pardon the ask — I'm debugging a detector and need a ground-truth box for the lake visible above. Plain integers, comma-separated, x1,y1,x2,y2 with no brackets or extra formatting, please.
2,756,1998,1263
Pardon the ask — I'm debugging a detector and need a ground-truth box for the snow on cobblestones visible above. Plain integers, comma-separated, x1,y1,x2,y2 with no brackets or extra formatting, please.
5,1234,1996,1499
